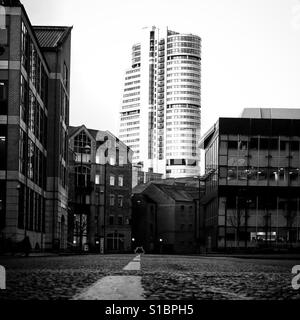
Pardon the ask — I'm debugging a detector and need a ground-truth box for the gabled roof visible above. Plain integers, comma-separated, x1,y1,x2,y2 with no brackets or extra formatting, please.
33,26,72,49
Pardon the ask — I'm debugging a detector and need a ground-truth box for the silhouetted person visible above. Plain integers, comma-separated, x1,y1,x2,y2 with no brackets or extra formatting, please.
23,236,31,257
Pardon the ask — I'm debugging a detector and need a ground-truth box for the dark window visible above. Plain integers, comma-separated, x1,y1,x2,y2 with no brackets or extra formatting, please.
0,181,6,230
291,141,299,151
249,138,258,150
109,215,114,225
228,141,238,149
269,138,279,150
260,138,269,149
0,81,8,115
0,125,7,170
117,216,123,225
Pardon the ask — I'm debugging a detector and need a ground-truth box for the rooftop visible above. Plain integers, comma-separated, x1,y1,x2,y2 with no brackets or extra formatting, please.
241,108,300,119
33,26,72,48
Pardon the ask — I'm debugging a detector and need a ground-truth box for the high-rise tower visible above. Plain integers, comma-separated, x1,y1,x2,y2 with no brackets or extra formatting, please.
119,26,201,178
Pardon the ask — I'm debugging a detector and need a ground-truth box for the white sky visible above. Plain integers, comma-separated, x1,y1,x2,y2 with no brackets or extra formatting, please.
22,0,300,136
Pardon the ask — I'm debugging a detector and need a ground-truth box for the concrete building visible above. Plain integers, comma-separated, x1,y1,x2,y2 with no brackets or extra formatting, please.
200,108,300,251
119,26,201,179
132,164,163,188
132,179,201,254
0,0,72,251
68,125,133,253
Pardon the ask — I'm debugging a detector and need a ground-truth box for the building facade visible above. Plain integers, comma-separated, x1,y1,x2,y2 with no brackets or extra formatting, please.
119,26,201,179
68,126,133,253
200,108,300,251
0,0,71,251
132,179,201,254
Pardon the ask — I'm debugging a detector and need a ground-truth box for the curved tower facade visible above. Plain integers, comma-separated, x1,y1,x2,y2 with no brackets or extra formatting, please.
119,27,201,178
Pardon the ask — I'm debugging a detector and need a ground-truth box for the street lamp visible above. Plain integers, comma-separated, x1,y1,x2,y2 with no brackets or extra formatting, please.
79,144,91,251
96,136,109,254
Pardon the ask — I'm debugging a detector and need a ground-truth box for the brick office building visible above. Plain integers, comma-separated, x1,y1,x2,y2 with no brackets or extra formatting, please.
68,125,133,253
200,108,300,251
0,0,72,251
132,179,200,254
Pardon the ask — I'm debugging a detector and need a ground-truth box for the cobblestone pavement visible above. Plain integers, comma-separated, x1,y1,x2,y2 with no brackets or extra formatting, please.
0,254,299,300
141,255,300,300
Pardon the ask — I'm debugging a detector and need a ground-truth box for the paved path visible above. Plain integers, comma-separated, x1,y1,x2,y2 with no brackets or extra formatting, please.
0,254,299,300
73,255,144,300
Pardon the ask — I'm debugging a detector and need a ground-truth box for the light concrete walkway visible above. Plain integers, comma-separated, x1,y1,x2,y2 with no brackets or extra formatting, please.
72,255,145,300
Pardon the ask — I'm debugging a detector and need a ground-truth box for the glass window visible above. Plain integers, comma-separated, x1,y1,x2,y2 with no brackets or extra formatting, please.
0,81,8,115
74,130,91,153
110,194,115,206
110,175,115,186
117,215,123,225
109,215,114,225
118,176,124,187
0,125,6,170
95,174,100,185
118,195,124,208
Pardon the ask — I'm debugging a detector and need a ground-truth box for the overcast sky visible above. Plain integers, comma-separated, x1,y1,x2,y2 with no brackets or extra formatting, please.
22,0,300,136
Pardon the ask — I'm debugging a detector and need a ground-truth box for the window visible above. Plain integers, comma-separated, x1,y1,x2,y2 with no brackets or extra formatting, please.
110,194,115,206
63,62,68,89
118,195,124,208
0,125,6,170
118,176,124,187
0,81,8,115
110,175,115,186
109,215,114,225
75,166,91,187
117,215,123,225
74,130,91,153
95,174,100,185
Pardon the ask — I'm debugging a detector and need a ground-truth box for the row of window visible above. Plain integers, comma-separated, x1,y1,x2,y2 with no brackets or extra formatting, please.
125,74,140,81
166,146,197,150
166,152,197,156
20,75,48,147
167,91,200,96
166,115,200,120
21,22,48,104
123,91,140,98
219,166,300,184
167,72,200,78
167,133,198,138
120,114,140,122
167,66,200,72
124,86,140,92
167,97,200,102
168,35,200,43
221,138,300,152
167,78,200,84
166,109,200,115
126,68,140,75
167,121,199,126
120,121,140,127
167,85,200,90
167,60,200,66
0,81,8,115
119,126,140,132
167,139,197,144
109,195,124,208
167,48,200,56
18,184,46,233
123,97,140,104
19,129,47,189
121,103,140,110
124,80,140,87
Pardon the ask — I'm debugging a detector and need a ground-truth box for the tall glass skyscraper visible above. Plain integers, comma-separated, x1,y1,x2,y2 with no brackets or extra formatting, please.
119,26,201,178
